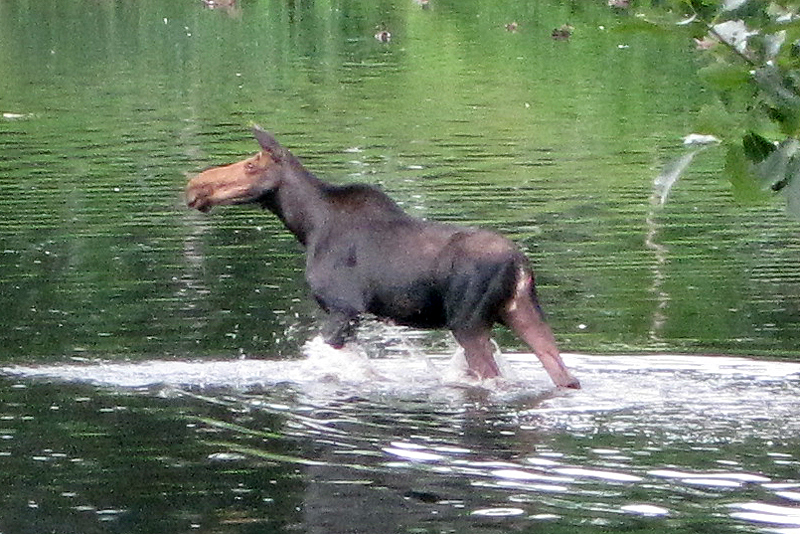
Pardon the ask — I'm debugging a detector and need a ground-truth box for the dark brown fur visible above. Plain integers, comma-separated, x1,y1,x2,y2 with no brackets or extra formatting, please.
186,126,579,388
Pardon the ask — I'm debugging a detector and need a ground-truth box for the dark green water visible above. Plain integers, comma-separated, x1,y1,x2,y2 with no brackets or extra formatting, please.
2,0,800,532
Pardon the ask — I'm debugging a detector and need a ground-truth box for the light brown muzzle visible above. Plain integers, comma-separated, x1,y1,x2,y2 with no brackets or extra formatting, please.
186,151,275,212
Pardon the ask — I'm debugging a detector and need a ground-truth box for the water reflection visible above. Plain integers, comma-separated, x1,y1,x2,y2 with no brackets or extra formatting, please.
2,349,800,532
2,0,800,358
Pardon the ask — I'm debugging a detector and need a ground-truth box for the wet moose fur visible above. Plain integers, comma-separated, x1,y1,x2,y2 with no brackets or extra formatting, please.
186,126,579,388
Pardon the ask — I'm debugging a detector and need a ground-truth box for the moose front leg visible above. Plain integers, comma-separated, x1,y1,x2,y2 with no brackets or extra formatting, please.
320,309,360,349
453,328,501,380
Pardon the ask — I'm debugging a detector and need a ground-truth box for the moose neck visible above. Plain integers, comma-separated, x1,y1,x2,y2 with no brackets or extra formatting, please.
263,164,331,247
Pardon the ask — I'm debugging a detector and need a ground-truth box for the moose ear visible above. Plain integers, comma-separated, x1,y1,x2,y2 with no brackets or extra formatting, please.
252,125,287,161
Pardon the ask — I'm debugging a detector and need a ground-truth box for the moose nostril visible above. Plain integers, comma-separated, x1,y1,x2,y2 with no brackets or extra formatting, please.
186,187,213,212
186,190,203,209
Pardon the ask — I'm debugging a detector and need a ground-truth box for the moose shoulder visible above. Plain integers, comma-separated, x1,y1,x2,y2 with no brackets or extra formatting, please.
186,126,580,389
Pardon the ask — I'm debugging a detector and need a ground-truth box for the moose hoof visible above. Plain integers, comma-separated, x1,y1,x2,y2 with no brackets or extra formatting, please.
560,377,581,389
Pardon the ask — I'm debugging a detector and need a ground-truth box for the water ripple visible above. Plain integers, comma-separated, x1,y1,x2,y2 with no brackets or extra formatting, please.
3,350,800,532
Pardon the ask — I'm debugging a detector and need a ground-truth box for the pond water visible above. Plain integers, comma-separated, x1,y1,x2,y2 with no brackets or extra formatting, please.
2,0,800,532
3,348,800,533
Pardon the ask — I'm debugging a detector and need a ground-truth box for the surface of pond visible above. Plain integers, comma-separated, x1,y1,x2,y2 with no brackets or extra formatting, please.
3,350,800,533
2,0,800,532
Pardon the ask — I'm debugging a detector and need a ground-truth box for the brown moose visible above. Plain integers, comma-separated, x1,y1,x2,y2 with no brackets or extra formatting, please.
186,126,580,389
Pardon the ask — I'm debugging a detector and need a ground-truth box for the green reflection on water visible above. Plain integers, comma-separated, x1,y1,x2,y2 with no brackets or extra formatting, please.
0,0,798,362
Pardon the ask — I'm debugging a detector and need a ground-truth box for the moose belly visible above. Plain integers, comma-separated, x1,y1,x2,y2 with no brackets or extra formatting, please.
366,283,447,329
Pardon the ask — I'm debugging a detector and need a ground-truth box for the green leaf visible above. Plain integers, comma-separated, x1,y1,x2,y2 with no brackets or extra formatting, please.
742,131,776,162
698,61,753,92
754,137,800,188
754,65,800,134
695,101,741,138
725,142,772,203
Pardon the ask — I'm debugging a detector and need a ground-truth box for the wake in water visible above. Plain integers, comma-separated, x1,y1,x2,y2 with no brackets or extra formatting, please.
0,335,527,394
2,339,799,412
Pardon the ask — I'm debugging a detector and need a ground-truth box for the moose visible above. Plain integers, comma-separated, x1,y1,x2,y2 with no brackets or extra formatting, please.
186,126,580,389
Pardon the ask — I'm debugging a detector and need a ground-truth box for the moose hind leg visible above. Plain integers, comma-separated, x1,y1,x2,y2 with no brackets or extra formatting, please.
501,272,581,389
452,328,501,380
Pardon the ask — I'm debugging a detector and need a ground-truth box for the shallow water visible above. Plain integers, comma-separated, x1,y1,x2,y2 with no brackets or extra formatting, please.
3,346,800,533
2,0,800,532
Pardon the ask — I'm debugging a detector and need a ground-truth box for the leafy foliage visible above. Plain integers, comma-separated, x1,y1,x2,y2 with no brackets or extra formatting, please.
641,0,800,216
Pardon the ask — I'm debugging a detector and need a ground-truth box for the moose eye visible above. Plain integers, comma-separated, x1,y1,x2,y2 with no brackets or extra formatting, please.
245,162,256,173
